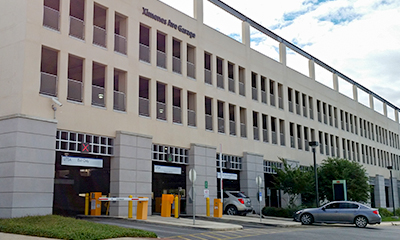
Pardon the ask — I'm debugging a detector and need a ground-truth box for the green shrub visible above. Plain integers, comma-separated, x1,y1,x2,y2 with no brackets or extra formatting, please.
262,206,303,218
0,215,157,240
396,208,400,216
378,207,393,217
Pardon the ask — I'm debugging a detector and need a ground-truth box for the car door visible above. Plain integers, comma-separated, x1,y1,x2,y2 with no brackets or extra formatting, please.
337,202,359,223
318,202,341,222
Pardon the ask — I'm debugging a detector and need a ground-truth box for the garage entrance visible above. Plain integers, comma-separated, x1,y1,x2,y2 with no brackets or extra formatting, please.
53,152,110,216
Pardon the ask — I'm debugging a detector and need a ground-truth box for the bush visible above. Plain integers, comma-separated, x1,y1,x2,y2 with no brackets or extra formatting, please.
262,206,303,218
378,207,393,217
396,208,400,216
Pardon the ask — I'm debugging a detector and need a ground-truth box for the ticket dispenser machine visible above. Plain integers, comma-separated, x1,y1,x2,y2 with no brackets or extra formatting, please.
90,192,102,216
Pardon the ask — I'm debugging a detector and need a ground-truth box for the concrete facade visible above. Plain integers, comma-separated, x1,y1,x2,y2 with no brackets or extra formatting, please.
0,0,400,218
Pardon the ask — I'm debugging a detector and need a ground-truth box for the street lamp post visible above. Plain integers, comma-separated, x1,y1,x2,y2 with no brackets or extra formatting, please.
309,141,319,207
387,166,396,216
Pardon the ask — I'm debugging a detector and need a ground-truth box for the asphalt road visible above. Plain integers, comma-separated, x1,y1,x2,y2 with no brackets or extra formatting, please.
86,218,400,240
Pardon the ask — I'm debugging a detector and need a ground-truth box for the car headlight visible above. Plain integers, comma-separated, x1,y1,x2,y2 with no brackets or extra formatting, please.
295,210,303,215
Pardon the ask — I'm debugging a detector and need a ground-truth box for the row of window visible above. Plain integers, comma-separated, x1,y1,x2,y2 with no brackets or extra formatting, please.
43,0,127,54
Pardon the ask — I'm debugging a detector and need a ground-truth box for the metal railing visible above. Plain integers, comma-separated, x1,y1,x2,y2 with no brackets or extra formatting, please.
139,97,149,117
305,139,309,151
297,138,302,149
205,114,213,130
157,102,166,120
318,112,322,122
263,129,268,143
303,106,307,117
217,73,224,89
173,56,181,74
187,61,195,79
218,117,225,133
324,114,327,124
93,25,106,47
253,126,259,140
280,133,285,146
288,101,293,112
309,108,313,119
270,94,275,106
67,79,82,102
139,43,150,63
326,145,329,155
278,97,283,109
320,144,324,154
240,123,246,138
156,50,166,68
252,87,257,100
114,90,126,111
261,90,267,104
230,120,236,135
204,69,212,85
296,104,300,115
228,78,235,92
40,72,58,97
92,85,105,107
239,82,245,96
43,6,59,31
290,136,295,148
114,34,127,55
173,106,182,123
69,16,84,39
271,131,277,144
188,109,196,127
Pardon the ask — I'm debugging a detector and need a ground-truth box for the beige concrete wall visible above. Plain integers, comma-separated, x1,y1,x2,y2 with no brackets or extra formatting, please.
0,0,399,183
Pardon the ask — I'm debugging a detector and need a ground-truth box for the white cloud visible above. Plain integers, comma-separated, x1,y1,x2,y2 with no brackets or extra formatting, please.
159,0,400,108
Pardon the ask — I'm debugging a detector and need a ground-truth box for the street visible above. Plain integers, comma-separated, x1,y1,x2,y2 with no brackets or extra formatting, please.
86,218,400,240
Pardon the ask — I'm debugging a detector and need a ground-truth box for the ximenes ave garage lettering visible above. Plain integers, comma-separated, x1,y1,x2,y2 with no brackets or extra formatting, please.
142,7,196,38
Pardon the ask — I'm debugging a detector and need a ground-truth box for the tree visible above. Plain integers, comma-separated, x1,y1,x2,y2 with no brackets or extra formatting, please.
273,158,314,207
318,157,369,203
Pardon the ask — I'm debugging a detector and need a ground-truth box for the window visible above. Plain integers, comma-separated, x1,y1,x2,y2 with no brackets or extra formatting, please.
228,62,235,92
93,4,107,47
240,108,246,138
187,91,196,127
172,38,181,74
187,45,196,79
152,144,188,164
251,72,258,100
229,104,236,136
40,47,58,97
139,77,150,117
92,62,106,107
217,101,225,133
114,13,127,54
69,0,85,39
113,69,126,111
157,31,167,68
253,111,259,140
216,57,224,89
139,25,150,62
205,97,213,131
239,67,245,96
43,0,60,31
204,52,212,85
156,82,167,120
173,87,182,123
67,55,83,102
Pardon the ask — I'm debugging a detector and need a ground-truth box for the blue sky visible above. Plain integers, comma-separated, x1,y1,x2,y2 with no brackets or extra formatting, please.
160,0,400,113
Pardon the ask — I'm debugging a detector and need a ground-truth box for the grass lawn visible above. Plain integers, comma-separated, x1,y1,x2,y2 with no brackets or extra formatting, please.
0,215,157,240
382,216,400,222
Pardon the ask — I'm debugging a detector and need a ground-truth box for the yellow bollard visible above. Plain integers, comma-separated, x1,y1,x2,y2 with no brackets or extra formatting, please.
174,196,179,218
206,197,210,217
85,193,89,215
128,195,133,219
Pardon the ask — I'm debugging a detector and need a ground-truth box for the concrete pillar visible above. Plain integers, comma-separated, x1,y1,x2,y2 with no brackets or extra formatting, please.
279,43,287,66
333,74,339,91
242,21,251,47
0,115,57,218
193,0,203,23
374,174,386,208
353,85,358,102
309,60,315,81
187,144,217,215
110,131,153,216
241,152,264,214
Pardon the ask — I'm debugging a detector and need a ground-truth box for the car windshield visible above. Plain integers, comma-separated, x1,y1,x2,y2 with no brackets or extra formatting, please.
229,192,248,198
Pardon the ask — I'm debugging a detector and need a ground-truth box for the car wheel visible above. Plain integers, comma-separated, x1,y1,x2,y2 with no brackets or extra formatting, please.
355,216,368,228
300,213,313,225
226,206,238,215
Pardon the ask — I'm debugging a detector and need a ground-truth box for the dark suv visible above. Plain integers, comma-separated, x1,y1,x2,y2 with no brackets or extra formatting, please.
223,191,253,215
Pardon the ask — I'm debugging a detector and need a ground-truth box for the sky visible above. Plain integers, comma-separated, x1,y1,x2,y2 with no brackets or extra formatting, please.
159,0,400,117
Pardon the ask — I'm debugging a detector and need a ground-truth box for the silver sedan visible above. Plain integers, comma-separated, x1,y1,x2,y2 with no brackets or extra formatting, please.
293,201,381,228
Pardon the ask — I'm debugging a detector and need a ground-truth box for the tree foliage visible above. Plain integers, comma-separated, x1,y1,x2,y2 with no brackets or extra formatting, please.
272,158,314,207
318,157,369,203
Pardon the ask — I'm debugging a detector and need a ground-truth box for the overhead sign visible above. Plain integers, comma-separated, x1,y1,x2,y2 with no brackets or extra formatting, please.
142,7,196,38
217,172,237,180
61,156,103,168
154,165,181,175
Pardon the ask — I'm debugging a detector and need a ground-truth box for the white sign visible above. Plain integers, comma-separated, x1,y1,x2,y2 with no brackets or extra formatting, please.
154,165,181,175
61,156,103,168
189,169,197,182
256,176,263,187
204,189,210,198
217,172,237,180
